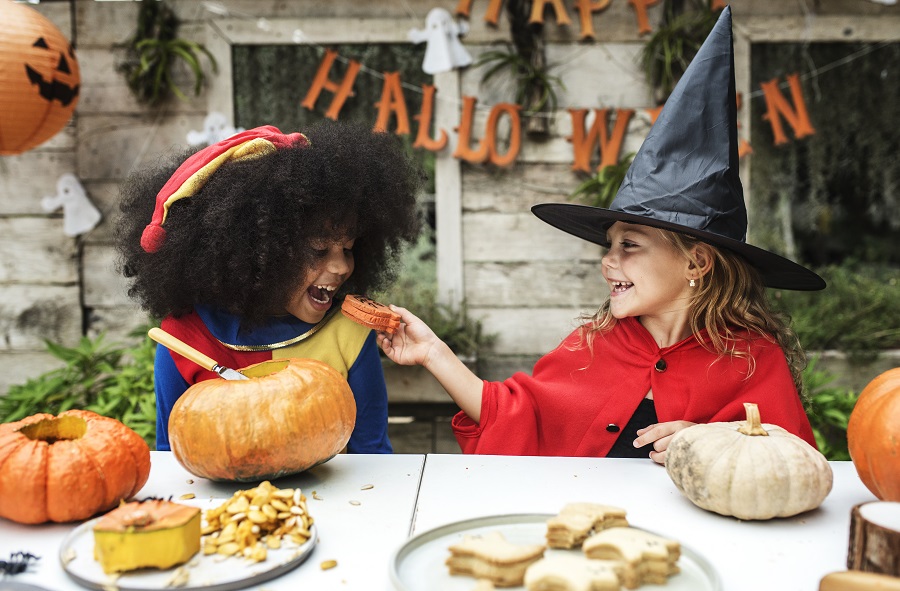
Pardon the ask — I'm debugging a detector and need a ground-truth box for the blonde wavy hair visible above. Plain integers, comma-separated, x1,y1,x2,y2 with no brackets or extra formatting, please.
578,228,807,394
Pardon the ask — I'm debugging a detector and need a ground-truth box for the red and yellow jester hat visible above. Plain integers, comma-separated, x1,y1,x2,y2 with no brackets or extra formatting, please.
140,125,309,253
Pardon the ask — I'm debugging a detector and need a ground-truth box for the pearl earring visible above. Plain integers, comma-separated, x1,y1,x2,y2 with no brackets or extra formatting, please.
689,278,696,287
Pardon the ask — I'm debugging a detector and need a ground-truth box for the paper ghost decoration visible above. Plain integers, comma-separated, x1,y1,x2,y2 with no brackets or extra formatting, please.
186,112,245,146
408,8,473,75
41,173,102,237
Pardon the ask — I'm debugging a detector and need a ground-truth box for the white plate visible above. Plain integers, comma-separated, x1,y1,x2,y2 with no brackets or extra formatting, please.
390,514,721,591
59,501,317,591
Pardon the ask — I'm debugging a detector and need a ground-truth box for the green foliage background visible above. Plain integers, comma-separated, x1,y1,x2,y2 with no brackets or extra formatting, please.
0,327,157,448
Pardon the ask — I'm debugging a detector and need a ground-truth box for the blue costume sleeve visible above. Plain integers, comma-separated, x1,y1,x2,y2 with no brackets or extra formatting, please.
154,344,190,452
346,331,393,453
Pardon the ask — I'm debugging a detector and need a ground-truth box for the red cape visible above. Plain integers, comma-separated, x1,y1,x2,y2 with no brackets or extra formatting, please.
453,317,816,456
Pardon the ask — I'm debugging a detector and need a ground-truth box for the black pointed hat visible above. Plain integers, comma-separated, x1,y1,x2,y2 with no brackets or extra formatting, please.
532,6,824,291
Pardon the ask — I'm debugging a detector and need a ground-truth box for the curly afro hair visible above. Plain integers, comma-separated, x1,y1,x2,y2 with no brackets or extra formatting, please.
115,120,424,326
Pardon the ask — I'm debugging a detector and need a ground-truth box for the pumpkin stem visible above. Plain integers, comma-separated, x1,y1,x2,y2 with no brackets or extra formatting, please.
737,402,769,436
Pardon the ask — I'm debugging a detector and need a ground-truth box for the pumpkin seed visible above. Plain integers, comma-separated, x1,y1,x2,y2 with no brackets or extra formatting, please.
361,484,374,490
250,544,267,562
261,504,278,520
164,566,190,587
227,496,249,513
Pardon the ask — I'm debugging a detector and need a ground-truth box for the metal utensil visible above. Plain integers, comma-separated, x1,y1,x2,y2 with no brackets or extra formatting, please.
148,327,249,380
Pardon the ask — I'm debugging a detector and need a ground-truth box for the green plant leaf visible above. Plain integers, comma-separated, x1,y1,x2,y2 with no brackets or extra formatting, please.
118,0,215,106
1,322,159,448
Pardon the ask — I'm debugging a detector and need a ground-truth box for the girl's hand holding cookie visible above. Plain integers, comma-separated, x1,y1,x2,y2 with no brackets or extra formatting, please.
376,305,442,367
634,420,696,464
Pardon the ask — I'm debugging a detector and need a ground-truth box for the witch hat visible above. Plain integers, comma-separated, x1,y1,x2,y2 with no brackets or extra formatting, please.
532,6,824,290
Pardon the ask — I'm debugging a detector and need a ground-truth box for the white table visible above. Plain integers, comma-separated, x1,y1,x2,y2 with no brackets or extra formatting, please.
0,451,425,591
0,453,876,591
412,455,876,591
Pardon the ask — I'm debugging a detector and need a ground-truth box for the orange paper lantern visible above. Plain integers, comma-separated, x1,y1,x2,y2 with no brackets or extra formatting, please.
0,0,80,155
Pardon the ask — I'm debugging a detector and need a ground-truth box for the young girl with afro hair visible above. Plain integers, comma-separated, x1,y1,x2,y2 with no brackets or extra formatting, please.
116,120,423,453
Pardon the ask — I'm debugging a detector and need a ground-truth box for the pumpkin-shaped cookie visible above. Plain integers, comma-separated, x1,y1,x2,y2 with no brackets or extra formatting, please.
0,410,151,524
665,403,833,520
168,357,356,482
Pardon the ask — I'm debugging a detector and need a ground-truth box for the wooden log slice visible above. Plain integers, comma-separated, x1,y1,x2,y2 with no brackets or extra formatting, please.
820,571,900,591
849,501,900,576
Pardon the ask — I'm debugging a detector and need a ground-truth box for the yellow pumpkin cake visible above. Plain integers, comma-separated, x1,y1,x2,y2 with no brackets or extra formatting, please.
93,499,201,574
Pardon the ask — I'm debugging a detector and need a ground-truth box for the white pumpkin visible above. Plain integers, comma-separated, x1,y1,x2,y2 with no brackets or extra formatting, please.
664,403,833,520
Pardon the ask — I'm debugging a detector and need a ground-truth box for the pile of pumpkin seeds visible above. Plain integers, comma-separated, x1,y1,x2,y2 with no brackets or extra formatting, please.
201,480,313,562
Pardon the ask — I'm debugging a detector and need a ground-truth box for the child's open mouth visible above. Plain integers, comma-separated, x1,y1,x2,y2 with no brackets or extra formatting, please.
308,285,336,305
611,281,633,293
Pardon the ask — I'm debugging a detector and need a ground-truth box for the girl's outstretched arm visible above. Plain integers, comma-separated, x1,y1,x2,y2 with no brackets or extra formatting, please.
377,305,485,422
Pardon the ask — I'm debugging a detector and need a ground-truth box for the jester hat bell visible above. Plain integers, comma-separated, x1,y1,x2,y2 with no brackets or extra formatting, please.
531,7,824,291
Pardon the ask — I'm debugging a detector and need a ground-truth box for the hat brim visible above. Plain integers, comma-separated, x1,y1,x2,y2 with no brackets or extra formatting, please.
531,203,825,291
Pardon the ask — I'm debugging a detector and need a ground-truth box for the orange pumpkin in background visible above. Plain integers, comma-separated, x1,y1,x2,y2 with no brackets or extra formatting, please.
0,410,151,524
848,368,900,501
168,358,357,482
0,0,81,155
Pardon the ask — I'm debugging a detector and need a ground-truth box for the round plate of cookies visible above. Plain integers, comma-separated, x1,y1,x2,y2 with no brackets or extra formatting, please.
59,483,318,591
390,505,721,591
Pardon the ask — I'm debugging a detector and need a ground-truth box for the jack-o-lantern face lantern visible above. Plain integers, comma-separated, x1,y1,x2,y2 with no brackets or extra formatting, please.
0,0,81,155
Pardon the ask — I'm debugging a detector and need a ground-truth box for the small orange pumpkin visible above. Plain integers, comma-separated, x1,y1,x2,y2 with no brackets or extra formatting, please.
0,0,81,155
168,358,357,482
848,368,900,501
0,410,151,524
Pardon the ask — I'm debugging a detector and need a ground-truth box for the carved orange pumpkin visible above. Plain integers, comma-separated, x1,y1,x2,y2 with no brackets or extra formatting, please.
0,0,81,155
168,358,357,482
848,368,900,501
0,410,151,524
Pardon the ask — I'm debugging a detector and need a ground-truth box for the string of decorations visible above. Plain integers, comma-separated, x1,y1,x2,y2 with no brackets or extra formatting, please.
194,0,897,169
201,0,892,117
